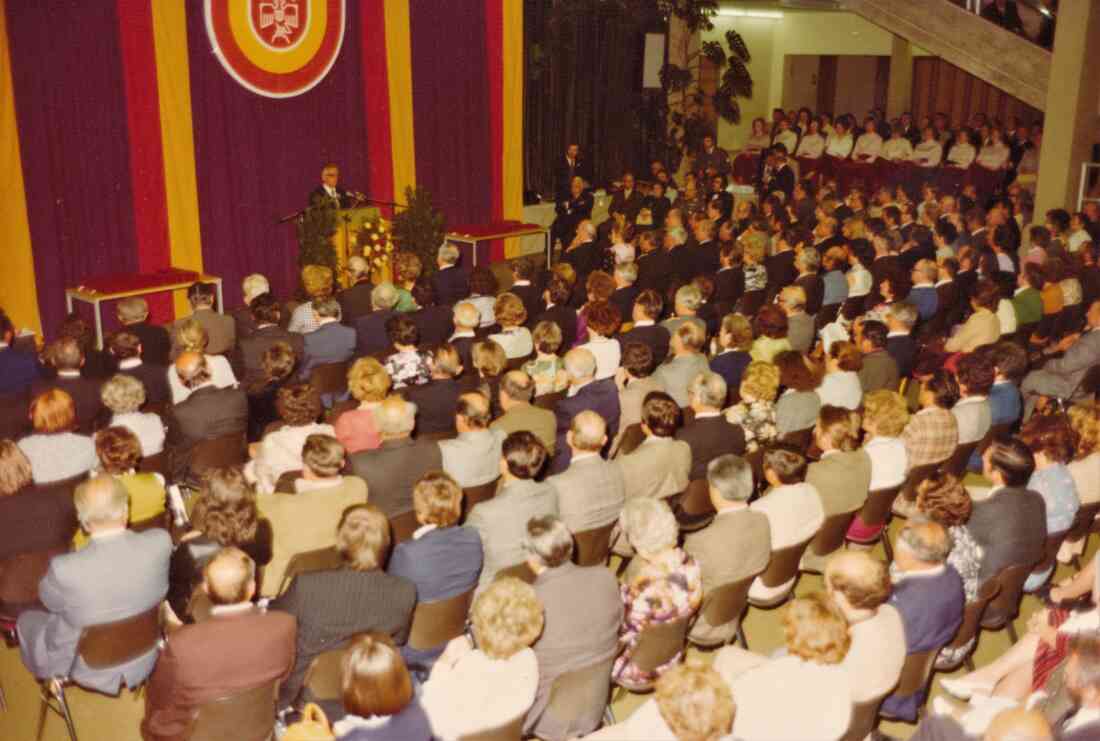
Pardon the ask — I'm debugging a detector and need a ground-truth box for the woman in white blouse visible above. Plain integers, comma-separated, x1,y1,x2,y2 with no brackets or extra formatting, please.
851,118,883,162
578,302,622,380
101,374,164,456
488,292,533,360
976,128,1011,171
421,578,543,740
825,119,854,160
742,117,771,154
794,119,825,160
910,127,944,168
882,128,914,162
816,341,863,411
168,319,238,404
945,129,977,169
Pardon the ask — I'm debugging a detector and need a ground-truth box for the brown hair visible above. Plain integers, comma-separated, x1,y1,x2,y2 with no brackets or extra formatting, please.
502,431,546,479
412,471,463,528
956,352,995,395
301,434,346,477
336,504,391,571
754,304,788,339
634,289,664,320
782,593,850,664
95,426,143,474
720,314,753,351
494,292,528,327
916,472,972,528
30,389,77,434
817,405,859,451
585,301,622,338
276,382,323,426
0,439,33,496
621,341,656,378
393,252,423,285
532,320,563,355
774,351,823,392
1019,413,1076,465
386,315,420,347
585,270,616,302
829,340,863,372
190,467,260,545
971,278,1001,311
643,391,682,438
341,633,414,719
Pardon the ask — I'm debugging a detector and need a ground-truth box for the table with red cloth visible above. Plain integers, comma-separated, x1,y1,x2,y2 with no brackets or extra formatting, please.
65,269,223,348
446,220,550,268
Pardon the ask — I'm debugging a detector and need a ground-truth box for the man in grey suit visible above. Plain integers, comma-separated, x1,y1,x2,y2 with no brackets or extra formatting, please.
233,293,304,389
491,371,556,453
439,392,506,488
522,516,621,741
546,411,624,535
466,431,558,585
1022,299,1100,418
780,285,814,354
172,282,235,357
18,476,171,693
684,455,770,646
298,297,357,379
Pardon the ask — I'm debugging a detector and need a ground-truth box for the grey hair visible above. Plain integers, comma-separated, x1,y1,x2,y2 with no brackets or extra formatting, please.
438,243,460,265
241,273,270,304
668,226,688,245
897,521,953,564
371,282,399,310
313,297,342,320
100,373,146,414
116,297,149,323
675,284,702,311
887,302,919,330
707,454,754,502
563,348,597,382
376,398,417,436
796,248,821,272
570,410,607,451
689,371,727,409
74,475,129,531
620,498,678,555
580,221,596,239
523,515,574,568
347,256,369,277
615,261,638,284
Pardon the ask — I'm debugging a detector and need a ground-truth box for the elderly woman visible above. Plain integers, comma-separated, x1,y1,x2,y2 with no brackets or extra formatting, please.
466,268,499,328
393,252,422,313
725,361,781,454
420,577,544,738
235,272,270,339
289,264,334,333
245,382,335,494
816,340,863,411
323,633,431,740
91,426,166,531
18,389,97,485
489,292,533,359
246,341,298,443
100,373,164,456
578,302,622,381
472,339,508,418
383,315,430,389
333,357,389,454
168,319,238,404
1019,414,1081,590
613,498,703,690
1062,403,1100,559
524,321,567,397
774,351,824,437
166,466,273,623
749,305,791,363
945,279,1003,354
860,389,910,491
0,440,76,609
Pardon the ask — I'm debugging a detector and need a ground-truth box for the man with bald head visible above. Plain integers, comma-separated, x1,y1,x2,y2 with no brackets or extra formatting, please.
18,476,171,693
438,391,506,488
346,396,442,518
491,370,556,452
142,547,296,741
164,351,248,483
550,348,620,474
547,410,625,535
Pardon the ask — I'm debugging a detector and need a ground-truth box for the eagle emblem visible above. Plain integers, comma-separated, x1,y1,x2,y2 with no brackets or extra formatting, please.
254,0,303,46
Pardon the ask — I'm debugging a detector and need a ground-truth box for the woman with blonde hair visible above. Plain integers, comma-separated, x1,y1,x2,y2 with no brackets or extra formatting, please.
1062,402,1100,559
488,292,533,359
392,252,422,313
472,339,508,417
289,264,335,333
327,633,431,739
18,389,96,484
333,357,390,454
421,577,544,738
100,373,164,456
725,361,780,453
168,319,238,404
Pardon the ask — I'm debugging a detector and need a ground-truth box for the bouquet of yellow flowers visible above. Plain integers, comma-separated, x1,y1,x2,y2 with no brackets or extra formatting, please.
355,215,395,270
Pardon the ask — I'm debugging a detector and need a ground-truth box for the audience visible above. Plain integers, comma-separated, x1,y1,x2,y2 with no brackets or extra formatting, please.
490,370,556,452
245,382,333,494
108,330,170,408
616,391,691,503
332,356,389,453
438,391,506,488
18,389,96,484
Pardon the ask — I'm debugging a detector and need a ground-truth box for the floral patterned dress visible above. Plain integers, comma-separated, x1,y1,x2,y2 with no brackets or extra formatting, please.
384,349,431,389
612,548,703,689
725,399,779,453
936,524,984,668
523,355,566,397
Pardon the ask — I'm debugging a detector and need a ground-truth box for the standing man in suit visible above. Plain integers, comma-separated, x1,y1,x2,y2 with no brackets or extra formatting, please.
338,256,376,325
233,294,304,390
171,283,234,357
523,516,622,741
298,297,356,379
1022,299,1100,417
491,370,556,453
32,337,104,434
163,353,249,483
116,297,171,367
677,372,745,482
346,396,442,518
18,476,171,694
685,455,771,646
547,411,625,535
309,162,355,208
108,331,171,408
554,143,590,201
439,392,506,488
550,348,621,474
431,243,469,308
141,547,296,741
467,431,559,584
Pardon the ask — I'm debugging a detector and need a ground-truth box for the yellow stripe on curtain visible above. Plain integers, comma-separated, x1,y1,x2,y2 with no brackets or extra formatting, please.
384,0,416,200
151,0,204,319
502,0,524,258
0,0,41,336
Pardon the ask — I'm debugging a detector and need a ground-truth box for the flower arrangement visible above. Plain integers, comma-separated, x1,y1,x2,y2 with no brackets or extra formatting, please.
354,214,395,271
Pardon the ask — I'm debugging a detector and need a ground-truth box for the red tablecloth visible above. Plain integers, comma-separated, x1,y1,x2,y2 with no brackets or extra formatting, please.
75,269,202,295
447,221,545,238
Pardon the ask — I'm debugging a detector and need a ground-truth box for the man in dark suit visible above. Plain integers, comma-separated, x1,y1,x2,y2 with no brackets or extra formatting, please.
308,162,355,208
299,298,356,379
884,303,919,379
688,219,720,279
554,143,590,201
164,353,249,483
271,504,416,706
856,320,901,394
532,277,578,351
346,397,444,517
403,344,474,437
552,179,594,249
714,244,745,314
0,314,40,397
561,220,598,284
116,297,172,367
354,283,400,357
607,172,644,226
677,372,746,482
550,348,620,474
431,243,469,307
232,294,304,390
409,282,454,348
762,145,794,201
619,289,670,366
609,262,640,323
508,258,544,324
108,331,170,408
31,337,104,433
141,547,296,741
765,241,798,302
337,256,376,325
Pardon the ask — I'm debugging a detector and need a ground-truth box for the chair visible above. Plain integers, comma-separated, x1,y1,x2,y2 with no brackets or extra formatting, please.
938,579,1000,672
138,452,167,476
537,658,615,741
462,478,499,519
815,303,841,332
673,478,715,532
458,712,525,741
748,537,814,609
37,606,161,741
308,361,350,397
390,510,419,544
613,423,646,458
1064,502,1100,568
574,521,616,566
779,428,813,449
187,680,278,741
613,616,691,694
130,511,169,534
846,485,903,560
981,563,1034,643
1031,530,1073,589
877,649,939,723
277,545,343,595
302,648,345,701
495,562,536,584
841,695,887,741
944,440,981,478
273,469,303,494
407,588,475,652
801,510,859,573
688,575,755,649
504,354,531,372
899,461,940,503
190,432,247,479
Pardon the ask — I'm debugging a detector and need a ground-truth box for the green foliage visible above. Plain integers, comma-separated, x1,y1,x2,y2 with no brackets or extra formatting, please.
296,198,338,273
390,186,446,275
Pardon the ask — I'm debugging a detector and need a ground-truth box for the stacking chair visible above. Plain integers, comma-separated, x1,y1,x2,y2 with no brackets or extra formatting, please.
688,575,755,650
898,462,941,505
748,537,814,609
462,479,499,519
877,649,940,724
944,440,982,478
779,428,813,450
846,485,903,560
37,606,162,741
389,510,420,545
612,423,645,458
307,361,350,398
801,510,859,574
189,432,248,482
938,579,1000,672
533,391,565,410
1064,502,1100,568
673,479,715,532
536,658,615,741
407,588,475,653
612,616,691,696
303,648,345,702
495,562,536,584
188,680,279,741
138,451,167,477
277,545,343,595
980,563,1034,643
573,521,616,566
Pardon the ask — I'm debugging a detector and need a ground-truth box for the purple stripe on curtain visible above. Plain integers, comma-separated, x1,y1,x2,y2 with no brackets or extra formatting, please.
6,1,139,337
184,1,369,309
409,0,493,228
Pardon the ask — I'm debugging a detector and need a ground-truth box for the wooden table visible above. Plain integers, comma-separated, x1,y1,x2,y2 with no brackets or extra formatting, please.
65,274,223,348
446,223,551,268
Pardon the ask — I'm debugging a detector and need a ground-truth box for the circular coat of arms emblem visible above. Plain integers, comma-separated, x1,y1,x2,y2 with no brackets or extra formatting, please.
205,0,346,98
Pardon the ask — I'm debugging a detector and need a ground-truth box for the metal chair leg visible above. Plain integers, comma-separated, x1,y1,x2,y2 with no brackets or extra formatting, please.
36,686,50,741
737,623,748,650
54,681,78,741
882,531,894,562
1007,621,1019,644
964,654,975,672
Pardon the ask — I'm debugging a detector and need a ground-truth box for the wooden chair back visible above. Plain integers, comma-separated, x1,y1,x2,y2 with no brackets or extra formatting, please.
677,478,714,518
542,658,615,739
613,423,646,458
1063,502,1100,550
944,441,981,478
982,563,1033,629
698,576,755,636
138,452,167,476
574,522,615,567
390,510,419,545
900,462,940,501
807,511,858,560
408,589,475,651
278,545,343,595
627,616,690,679
941,579,1000,664
462,479,499,518
308,361,350,396
458,712,525,741
879,649,938,719
533,391,565,410
130,512,169,534
76,606,161,670
754,537,813,592
505,355,531,372
779,428,813,450
303,648,345,701
738,290,766,317
1033,530,1072,581
273,469,303,494
850,485,903,536
188,680,278,741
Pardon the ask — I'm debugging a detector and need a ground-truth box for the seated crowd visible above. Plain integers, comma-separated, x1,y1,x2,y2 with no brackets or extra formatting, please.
3,126,1100,741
